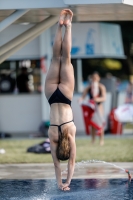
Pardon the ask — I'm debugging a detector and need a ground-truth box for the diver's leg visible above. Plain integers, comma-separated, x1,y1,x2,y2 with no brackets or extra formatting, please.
59,10,74,100
45,12,66,99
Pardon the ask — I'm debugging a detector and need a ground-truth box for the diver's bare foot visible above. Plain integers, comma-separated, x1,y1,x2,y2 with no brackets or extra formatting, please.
64,9,73,26
59,10,67,25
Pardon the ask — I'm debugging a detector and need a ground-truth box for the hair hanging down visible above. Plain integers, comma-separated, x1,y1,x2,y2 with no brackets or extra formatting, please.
56,128,70,161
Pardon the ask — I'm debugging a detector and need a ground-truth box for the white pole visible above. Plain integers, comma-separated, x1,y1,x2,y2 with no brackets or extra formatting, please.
40,29,51,121
0,9,29,32
77,59,83,92
0,16,58,56
0,29,46,64
0,17,58,64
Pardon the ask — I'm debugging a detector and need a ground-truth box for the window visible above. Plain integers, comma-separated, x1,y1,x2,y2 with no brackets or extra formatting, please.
0,59,41,94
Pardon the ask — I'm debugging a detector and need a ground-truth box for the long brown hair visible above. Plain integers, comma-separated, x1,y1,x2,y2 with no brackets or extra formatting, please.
56,128,70,161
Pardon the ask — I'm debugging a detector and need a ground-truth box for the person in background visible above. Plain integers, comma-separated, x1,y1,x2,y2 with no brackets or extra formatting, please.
125,75,133,104
17,67,30,93
79,72,106,145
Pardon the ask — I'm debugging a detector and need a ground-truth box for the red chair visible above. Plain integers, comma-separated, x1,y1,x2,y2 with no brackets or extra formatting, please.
81,100,103,135
109,109,122,134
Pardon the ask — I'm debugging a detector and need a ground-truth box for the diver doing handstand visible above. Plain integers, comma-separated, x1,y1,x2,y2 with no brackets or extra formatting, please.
45,9,76,191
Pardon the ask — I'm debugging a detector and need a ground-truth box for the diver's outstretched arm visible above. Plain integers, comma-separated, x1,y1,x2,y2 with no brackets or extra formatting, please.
49,138,63,188
62,126,76,190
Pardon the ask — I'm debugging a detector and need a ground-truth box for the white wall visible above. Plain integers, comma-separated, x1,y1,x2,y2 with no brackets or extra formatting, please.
72,94,85,132
0,94,42,133
51,23,124,58
0,24,40,60
0,93,112,133
117,92,126,106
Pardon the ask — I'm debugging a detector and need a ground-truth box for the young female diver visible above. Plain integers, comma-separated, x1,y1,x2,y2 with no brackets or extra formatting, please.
45,9,76,191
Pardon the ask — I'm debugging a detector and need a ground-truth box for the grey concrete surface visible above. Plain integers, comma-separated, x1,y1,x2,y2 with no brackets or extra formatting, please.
0,163,132,180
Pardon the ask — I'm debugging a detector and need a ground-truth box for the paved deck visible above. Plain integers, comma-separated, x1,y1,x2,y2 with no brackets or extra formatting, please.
0,163,132,180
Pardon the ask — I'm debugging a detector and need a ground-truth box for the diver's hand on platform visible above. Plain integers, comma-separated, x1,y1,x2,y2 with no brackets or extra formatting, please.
58,183,64,190
63,186,70,191
62,183,70,191
58,183,70,191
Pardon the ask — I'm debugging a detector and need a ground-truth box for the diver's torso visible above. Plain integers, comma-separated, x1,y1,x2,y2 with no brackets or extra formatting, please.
50,103,73,126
